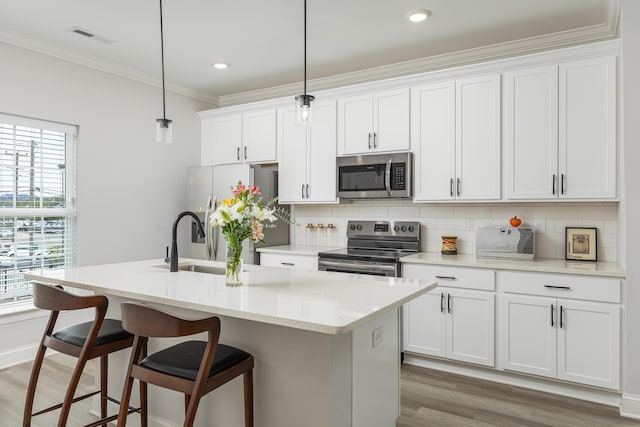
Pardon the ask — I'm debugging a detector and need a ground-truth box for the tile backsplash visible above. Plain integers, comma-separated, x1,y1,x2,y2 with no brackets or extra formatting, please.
291,201,619,262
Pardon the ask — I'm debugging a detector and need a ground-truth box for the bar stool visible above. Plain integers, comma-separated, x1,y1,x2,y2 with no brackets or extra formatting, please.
117,302,254,427
23,283,145,427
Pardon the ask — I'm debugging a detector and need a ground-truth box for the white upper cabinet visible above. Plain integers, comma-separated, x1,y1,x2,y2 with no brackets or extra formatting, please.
413,74,501,201
278,100,337,204
337,88,410,155
505,56,616,200
242,109,277,164
201,109,276,166
504,65,559,199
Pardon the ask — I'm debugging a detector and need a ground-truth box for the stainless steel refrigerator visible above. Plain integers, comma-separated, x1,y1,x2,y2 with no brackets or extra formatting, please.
185,163,289,264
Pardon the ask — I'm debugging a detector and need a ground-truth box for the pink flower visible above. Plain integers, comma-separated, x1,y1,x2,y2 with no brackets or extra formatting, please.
251,220,264,241
232,184,246,197
249,185,261,195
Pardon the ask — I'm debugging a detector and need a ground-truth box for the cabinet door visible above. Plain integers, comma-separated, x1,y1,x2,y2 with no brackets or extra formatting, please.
277,107,308,203
211,114,243,165
402,289,447,358
504,66,559,199
373,88,410,152
559,56,616,199
446,289,495,367
337,94,373,155
411,82,456,201
557,301,620,389
307,100,338,202
456,74,501,200
243,109,277,163
500,294,557,378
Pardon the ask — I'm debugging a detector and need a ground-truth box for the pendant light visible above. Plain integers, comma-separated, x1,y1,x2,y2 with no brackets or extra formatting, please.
155,0,173,143
295,0,314,126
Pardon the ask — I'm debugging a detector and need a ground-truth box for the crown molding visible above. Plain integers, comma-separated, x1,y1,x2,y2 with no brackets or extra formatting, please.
219,10,619,107
0,28,220,106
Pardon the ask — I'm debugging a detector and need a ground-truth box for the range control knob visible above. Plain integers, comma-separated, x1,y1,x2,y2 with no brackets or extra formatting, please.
408,225,415,232
401,225,407,232
349,224,356,231
394,225,400,232
356,224,363,231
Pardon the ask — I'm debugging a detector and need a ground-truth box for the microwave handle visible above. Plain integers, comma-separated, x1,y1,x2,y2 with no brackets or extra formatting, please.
385,158,392,196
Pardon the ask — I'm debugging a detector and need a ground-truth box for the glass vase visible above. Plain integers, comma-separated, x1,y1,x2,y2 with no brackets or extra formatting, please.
225,239,244,286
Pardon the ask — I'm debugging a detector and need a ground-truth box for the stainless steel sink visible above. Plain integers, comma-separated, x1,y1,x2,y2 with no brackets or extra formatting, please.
155,263,226,275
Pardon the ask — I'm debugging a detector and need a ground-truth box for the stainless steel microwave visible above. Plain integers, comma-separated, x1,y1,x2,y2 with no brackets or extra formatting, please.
337,152,413,199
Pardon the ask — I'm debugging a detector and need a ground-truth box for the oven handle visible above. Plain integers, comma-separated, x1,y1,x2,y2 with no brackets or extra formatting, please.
385,158,392,196
318,259,397,275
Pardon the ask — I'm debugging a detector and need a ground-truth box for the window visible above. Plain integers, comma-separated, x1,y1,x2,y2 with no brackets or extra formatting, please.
0,113,76,307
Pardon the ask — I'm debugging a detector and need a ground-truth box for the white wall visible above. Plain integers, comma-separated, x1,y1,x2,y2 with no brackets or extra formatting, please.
295,202,619,262
0,41,214,367
621,0,640,418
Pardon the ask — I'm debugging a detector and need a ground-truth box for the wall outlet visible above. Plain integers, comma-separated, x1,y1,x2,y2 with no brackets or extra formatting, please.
372,326,383,348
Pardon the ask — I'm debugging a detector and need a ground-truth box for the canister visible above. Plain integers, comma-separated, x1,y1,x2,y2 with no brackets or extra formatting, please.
441,236,458,255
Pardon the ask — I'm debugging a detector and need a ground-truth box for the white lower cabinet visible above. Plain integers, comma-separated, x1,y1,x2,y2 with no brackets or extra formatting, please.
499,271,620,390
260,252,318,271
403,265,495,367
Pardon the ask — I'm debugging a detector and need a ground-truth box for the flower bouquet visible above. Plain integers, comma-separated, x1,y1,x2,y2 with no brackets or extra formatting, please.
209,182,291,285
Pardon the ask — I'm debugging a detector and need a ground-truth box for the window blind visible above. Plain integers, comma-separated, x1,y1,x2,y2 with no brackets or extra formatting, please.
0,114,76,306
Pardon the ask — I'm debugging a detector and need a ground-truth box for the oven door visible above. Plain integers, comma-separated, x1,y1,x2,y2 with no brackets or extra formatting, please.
318,258,399,277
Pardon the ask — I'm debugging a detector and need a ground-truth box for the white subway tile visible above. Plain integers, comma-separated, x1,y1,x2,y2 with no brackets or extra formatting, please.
455,206,493,218
420,206,455,218
579,205,619,220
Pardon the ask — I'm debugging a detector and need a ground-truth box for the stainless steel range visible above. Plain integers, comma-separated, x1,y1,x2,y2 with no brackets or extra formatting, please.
317,220,421,277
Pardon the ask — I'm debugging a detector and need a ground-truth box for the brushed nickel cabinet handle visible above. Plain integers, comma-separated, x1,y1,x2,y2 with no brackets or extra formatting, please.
236,147,240,161
456,178,461,196
440,292,444,313
552,174,556,195
244,146,247,160
551,304,555,327
450,178,454,197
436,275,456,280
561,174,565,195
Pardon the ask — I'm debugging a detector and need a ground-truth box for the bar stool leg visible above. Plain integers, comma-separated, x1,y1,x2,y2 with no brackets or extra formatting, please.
100,355,108,427
23,343,48,427
58,355,90,427
244,369,254,427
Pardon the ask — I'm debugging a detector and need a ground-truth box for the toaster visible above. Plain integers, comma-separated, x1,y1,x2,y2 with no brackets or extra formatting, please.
476,226,535,260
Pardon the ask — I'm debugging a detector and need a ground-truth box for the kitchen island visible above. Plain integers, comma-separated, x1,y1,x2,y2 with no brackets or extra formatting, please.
25,259,436,427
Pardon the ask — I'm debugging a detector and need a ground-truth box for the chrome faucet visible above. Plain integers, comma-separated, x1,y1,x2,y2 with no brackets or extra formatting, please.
170,211,206,272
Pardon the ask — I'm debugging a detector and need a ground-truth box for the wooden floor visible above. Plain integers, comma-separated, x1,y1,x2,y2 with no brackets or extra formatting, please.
0,353,101,427
399,363,640,427
2,354,640,426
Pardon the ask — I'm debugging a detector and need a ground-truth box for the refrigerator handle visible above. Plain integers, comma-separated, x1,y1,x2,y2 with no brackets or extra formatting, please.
204,196,214,260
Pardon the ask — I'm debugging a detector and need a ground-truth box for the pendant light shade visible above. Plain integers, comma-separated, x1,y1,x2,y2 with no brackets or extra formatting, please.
295,0,314,126
156,0,173,143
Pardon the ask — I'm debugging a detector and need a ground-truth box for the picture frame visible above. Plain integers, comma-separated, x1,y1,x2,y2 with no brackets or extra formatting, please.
565,227,598,261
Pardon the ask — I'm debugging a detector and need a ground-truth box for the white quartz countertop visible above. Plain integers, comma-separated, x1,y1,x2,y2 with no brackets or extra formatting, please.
256,244,341,256
401,252,625,278
24,259,436,335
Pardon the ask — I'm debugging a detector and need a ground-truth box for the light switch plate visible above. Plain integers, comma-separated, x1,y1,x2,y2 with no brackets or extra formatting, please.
372,325,383,348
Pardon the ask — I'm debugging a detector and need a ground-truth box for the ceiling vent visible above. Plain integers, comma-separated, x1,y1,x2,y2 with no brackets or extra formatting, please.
70,27,116,44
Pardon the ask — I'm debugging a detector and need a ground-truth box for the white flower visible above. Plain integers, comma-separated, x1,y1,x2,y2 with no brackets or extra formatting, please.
252,206,277,222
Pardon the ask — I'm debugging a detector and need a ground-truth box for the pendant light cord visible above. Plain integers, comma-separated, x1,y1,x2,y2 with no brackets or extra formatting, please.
303,0,307,96
159,0,167,120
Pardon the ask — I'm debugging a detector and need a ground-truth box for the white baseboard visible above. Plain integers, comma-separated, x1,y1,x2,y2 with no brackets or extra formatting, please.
403,354,622,408
0,343,38,370
620,393,640,420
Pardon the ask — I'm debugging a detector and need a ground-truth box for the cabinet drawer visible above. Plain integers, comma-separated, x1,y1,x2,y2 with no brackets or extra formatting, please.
499,271,620,303
260,253,318,271
403,264,495,291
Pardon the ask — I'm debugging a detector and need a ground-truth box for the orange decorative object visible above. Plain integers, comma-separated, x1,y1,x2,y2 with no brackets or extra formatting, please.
510,216,522,227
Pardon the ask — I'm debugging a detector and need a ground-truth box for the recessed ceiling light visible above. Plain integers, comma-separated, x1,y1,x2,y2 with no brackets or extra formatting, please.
213,63,229,70
408,9,431,23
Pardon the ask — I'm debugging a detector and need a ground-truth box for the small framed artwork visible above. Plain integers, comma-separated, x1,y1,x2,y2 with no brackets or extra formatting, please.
565,227,598,261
